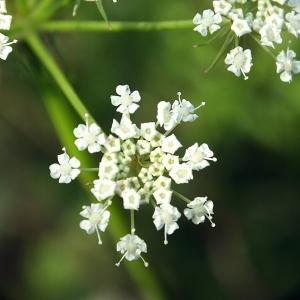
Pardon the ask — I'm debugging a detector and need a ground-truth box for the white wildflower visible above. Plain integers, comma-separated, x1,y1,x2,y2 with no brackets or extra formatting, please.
153,203,181,245
49,149,80,184
122,188,141,210
259,22,282,48
80,202,111,244
276,49,300,82
184,197,215,227
169,163,193,184
116,234,148,267
111,84,141,114
0,33,17,61
153,189,172,205
225,46,253,80
193,9,222,36
162,153,179,171
183,143,217,171
161,134,182,154
111,114,138,140
231,18,251,37
104,135,121,153
140,122,157,141
74,118,105,153
213,0,232,15
91,179,116,201
153,176,172,190
286,11,300,37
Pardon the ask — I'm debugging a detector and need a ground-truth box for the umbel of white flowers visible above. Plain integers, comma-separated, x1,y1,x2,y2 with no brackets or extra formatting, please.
193,0,300,83
0,0,17,60
49,85,217,267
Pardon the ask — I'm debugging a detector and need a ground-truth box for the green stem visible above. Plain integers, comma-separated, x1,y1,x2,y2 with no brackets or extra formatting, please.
80,168,99,171
173,190,191,204
204,30,233,74
250,33,276,60
25,33,95,123
38,20,193,32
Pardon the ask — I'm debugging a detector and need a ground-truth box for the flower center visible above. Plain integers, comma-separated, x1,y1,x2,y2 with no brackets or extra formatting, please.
89,213,101,225
121,94,132,106
191,151,204,163
162,211,172,225
233,53,245,68
84,132,96,144
60,163,71,175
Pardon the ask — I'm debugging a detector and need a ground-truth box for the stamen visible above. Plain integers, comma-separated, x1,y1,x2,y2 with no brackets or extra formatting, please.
62,147,66,153
241,69,248,80
194,102,206,110
115,252,127,267
140,255,149,267
130,210,135,234
177,92,182,104
4,40,18,47
205,157,217,162
164,227,168,245
95,226,102,245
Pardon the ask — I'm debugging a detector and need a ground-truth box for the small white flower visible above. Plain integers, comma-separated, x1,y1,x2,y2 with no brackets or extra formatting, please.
116,234,148,267
74,121,105,153
121,140,136,156
150,147,164,163
0,33,17,61
104,135,121,153
111,115,138,140
182,143,217,171
140,122,157,141
138,188,151,204
153,189,172,205
161,134,182,154
80,202,111,244
171,93,203,123
184,197,215,227
153,176,172,190
157,101,176,131
136,139,151,155
0,13,12,30
149,162,165,177
153,203,181,244
169,163,193,184
259,22,282,48
162,153,179,171
110,84,141,114
122,188,141,210
225,46,253,80
49,149,80,184
213,0,232,15
98,161,119,180
193,9,222,36
138,168,153,183
115,179,131,195
231,18,252,37
91,179,116,201
150,132,163,148
286,11,300,37
102,152,118,164
276,49,300,83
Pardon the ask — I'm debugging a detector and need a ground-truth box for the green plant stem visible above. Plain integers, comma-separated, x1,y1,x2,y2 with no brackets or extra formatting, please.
38,20,193,32
25,33,95,123
173,190,191,203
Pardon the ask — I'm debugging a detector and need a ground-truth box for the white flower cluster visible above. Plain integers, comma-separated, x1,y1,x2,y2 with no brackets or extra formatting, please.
193,0,300,82
49,85,217,267
0,0,17,60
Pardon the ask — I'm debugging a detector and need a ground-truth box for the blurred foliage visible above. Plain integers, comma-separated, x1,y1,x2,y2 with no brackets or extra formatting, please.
0,0,300,300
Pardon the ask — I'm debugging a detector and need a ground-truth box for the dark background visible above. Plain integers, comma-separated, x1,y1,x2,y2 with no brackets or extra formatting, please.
0,0,300,299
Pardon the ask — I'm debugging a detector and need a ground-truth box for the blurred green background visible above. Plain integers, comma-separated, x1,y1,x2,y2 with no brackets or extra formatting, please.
1,0,300,299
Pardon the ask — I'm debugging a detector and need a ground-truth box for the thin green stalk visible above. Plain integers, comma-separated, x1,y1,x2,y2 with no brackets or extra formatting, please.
25,33,95,123
250,33,276,60
43,88,167,300
173,190,191,203
38,20,193,32
204,30,233,74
